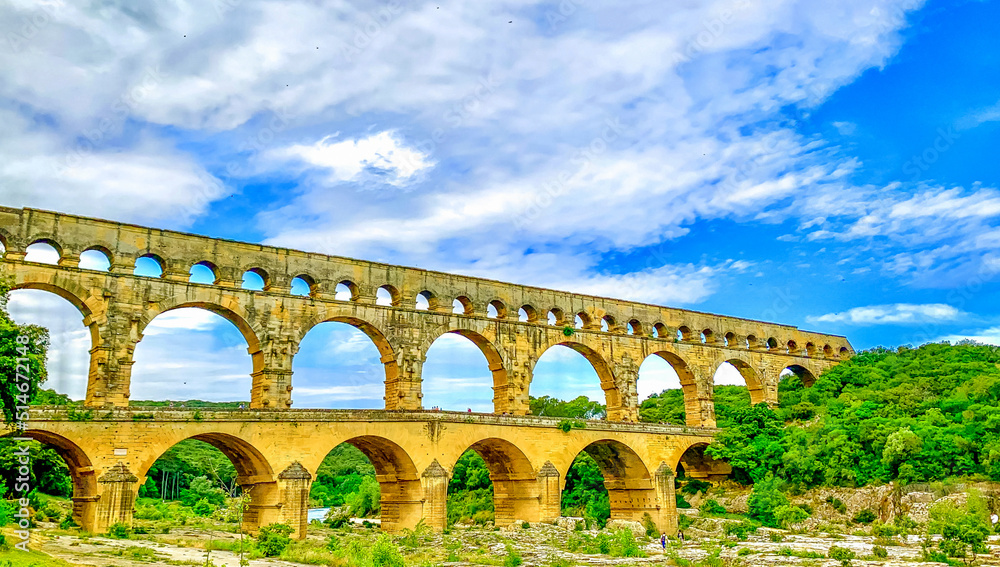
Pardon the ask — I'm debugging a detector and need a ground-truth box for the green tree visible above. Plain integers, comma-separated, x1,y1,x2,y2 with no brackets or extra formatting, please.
0,280,49,423
746,475,787,528
705,403,785,484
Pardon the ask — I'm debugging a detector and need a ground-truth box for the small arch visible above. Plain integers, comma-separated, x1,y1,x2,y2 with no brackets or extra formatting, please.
724,332,736,347
701,329,714,344
336,280,359,301
547,308,564,326
454,296,475,315
189,261,219,285
377,285,401,307
627,320,642,336
601,315,615,332
0,232,7,257
746,334,758,349
766,337,779,351
134,254,165,278
488,299,507,319
290,275,315,297
25,240,61,264
653,322,667,338
518,305,537,322
575,312,590,329
786,339,798,354
839,346,850,357
805,342,816,357
79,247,112,271
823,344,833,357
415,290,436,311
677,325,693,341
241,268,269,291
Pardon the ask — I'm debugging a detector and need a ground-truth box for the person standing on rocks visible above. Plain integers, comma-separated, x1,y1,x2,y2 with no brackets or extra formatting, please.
660,533,666,552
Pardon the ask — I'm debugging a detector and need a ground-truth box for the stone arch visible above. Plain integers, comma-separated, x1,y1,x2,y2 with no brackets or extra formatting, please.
570,439,663,526
674,441,731,482
0,227,12,254
241,267,271,290
652,322,668,338
139,432,277,535
720,359,764,405
531,341,619,418
189,260,220,284
454,438,538,526
335,279,360,301
8,279,102,361
453,295,475,315
290,274,316,296
546,307,565,326
627,319,642,335
724,331,737,347
518,304,538,322
25,238,62,263
677,325,693,341
416,289,437,310
645,351,703,427
14,430,99,532
81,245,114,271
134,253,166,277
783,364,817,387
488,299,507,319
137,300,265,404
421,328,512,413
296,315,400,406
339,436,421,533
377,284,401,307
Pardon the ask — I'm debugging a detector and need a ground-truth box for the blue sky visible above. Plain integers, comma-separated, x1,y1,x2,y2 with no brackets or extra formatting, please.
2,0,999,408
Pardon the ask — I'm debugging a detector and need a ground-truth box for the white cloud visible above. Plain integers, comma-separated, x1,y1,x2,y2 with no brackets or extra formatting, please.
957,99,1000,130
808,303,965,325
269,131,433,187
938,327,1000,346
142,309,224,335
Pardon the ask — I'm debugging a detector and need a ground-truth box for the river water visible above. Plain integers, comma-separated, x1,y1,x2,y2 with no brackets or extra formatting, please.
307,508,330,522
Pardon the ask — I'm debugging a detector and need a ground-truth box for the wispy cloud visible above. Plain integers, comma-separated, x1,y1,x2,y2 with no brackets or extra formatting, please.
808,303,966,325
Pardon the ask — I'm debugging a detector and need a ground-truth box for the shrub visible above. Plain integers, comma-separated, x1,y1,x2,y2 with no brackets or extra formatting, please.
826,496,848,514
256,523,294,557
107,522,131,539
59,514,79,530
774,504,810,527
676,494,692,509
852,509,877,524
641,512,658,537
193,499,215,517
503,544,523,567
872,545,888,558
828,545,856,566
723,520,759,540
680,479,711,495
700,499,727,516
609,529,645,558
747,475,787,527
371,534,405,567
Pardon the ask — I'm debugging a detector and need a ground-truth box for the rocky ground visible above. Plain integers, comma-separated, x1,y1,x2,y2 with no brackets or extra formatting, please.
3,519,997,567
8,483,1000,566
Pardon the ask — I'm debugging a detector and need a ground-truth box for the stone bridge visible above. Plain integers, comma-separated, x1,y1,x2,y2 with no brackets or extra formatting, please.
0,206,853,537
21,409,716,538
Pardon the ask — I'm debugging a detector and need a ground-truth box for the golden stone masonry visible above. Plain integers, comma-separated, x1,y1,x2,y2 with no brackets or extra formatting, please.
0,206,852,538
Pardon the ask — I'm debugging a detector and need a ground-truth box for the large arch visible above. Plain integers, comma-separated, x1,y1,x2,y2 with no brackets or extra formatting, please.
673,441,731,483
311,436,421,533
643,351,702,427
137,432,277,535
295,316,399,408
717,359,764,405
12,430,99,532
450,438,538,526
572,439,662,526
530,341,618,419
7,282,101,401
132,304,260,404
421,329,510,413
783,364,817,387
